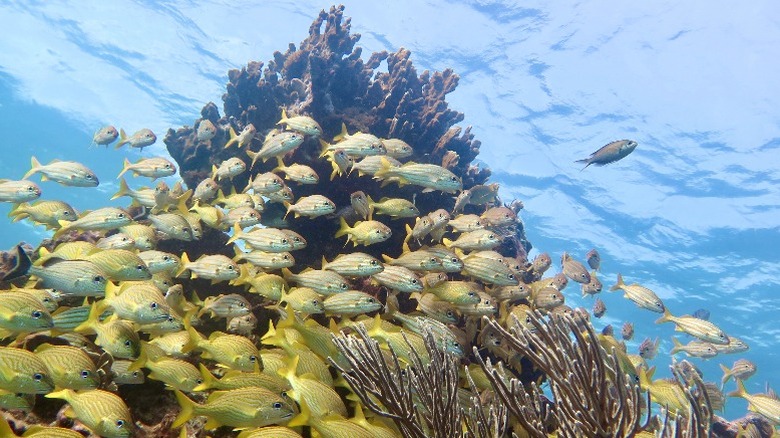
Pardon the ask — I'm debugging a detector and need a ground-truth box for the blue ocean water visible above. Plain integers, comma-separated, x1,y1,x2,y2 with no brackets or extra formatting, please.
0,1,777,422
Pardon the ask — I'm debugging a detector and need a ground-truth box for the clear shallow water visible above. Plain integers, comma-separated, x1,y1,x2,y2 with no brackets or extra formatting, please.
0,1,777,421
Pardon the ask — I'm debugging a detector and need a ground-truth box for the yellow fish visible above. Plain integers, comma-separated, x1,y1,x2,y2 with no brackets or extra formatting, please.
173,386,295,430
0,290,53,335
46,388,133,437
184,324,261,372
224,123,257,149
0,346,54,394
177,252,240,282
117,156,176,180
277,108,322,137
34,344,99,390
54,207,132,238
24,156,98,187
9,200,77,229
335,217,392,246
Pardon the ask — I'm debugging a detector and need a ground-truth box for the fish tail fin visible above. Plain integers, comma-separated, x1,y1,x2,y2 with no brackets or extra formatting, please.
670,337,682,354
728,379,747,398
609,273,624,292
273,156,285,173
637,366,651,389
111,178,131,201
215,188,226,203
277,108,288,125
74,302,103,334
319,139,331,158
231,264,250,287
117,158,132,179
245,149,259,170
127,341,149,372
385,291,399,317
23,156,41,180
211,164,218,180
8,205,29,223
182,316,202,354
283,201,293,220
242,175,253,193
442,237,454,248
44,388,74,401
373,157,393,180
334,217,351,239
321,255,329,269
192,363,214,392
403,223,413,246
175,190,192,215
115,128,128,149
574,157,591,171
280,267,293,281
333,123,349,142
224,126,238,149
176,252,191,278
654,308,673,325
172,389,197,428
226,223,242,245
287,398,311,428
720,364,732,385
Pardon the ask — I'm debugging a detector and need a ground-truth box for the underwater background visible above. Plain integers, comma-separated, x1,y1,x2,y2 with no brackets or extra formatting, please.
0,0,777,424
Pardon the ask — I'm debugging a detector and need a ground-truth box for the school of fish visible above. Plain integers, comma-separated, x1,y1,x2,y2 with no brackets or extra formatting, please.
0,111,775,437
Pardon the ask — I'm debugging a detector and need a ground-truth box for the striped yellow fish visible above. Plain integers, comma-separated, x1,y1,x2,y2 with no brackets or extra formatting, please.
45,388,133,438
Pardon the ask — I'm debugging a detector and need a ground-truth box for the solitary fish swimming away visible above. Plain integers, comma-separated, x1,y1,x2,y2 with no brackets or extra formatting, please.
576,139,638,170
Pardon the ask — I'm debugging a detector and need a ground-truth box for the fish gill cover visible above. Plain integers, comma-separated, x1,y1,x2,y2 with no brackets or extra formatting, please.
1,4,776,438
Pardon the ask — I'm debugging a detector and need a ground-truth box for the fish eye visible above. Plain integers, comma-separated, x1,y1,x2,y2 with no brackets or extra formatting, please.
340,283,349,290
250,355,257,362
136,264,145,271
86,174,94,179
63,211,70,215
227,265,235,270
31,310,42,319
150,302,158,309
273,402,283,409
411,279,418,284
370,260,378,265
488,234,494,239
124,340,132,347
132,371,139,377
33,373,43,381
368,298,376,303
117,212,125,218
312,300,319,306
93,276,105,283
508,274,516,280
164,164,172,169
374,230,381,234
581,273,587,279
467,292,476,298
80,370,90,379
281,238,288,244
162,255,170,261
116,420,125,428
446,310,454,317
450,258,458,263
450,176,458,181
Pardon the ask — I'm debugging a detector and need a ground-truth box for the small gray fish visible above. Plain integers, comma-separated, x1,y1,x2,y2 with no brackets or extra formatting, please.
197,119,217,142
561,252,591,284
93,125,119,145
116,127,157,150
586,249,601,271
199,293,251,319
575,139,638,170
350,191,370,220
592,298,606,318
720,359,756,385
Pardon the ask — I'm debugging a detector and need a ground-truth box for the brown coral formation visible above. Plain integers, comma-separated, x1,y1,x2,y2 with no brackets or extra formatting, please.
164,3,529,271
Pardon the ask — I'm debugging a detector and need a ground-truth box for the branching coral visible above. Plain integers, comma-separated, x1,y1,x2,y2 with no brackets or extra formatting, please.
477,311,646,438
330,321,511,438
